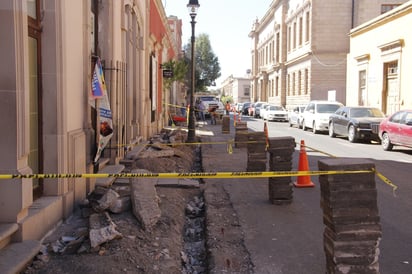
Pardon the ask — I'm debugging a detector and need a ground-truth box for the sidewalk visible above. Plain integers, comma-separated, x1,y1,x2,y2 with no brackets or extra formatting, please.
200,116,325,274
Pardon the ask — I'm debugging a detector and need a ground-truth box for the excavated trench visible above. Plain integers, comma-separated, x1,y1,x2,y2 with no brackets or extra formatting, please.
181,145,208,273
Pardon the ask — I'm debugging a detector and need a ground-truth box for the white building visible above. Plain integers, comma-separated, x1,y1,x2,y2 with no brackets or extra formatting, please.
221,75,251,103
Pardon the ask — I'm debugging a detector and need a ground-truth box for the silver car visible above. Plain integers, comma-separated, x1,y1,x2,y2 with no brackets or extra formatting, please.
301,100,343,134
289,105,306,128
253,101,266,118
264,105,288,122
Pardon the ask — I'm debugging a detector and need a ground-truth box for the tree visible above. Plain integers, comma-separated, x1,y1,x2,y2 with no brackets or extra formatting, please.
184,33,221,93
161,59,189,90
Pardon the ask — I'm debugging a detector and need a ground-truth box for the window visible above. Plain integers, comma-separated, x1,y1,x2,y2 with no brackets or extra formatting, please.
275,32,280,63
287,74,291,95
244,86,250,96
269,42,273,63
304,68,309,94
293,22,297,49
305,11,310,43
271,80,274,97
358,70,366,106
299,17,303,46
287,26,291,52
27,0,37,19
390,111,404,123
275,76,279,96
381,4,401,14
27,0,43,198
387,61,398,75
298,70,302,95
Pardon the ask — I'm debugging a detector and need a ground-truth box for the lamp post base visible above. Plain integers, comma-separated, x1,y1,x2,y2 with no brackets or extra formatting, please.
187,108,196,143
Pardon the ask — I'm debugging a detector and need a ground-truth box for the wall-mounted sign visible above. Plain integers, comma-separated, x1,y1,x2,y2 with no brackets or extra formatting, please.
163,69,173,78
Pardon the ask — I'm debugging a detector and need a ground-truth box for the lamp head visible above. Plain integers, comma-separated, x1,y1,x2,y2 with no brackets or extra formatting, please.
187,0,200,16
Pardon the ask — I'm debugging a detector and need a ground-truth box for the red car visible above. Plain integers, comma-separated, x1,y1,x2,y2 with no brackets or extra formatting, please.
379,110,412,151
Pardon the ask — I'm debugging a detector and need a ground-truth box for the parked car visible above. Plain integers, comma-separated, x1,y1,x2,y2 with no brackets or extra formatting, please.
258,103,270,119
263,105,288,122
241,102,252,115
379,110,412,151
288,105,306,128
253,101,266,118
301,100,343,134
328,106,385,143
235,103,244,112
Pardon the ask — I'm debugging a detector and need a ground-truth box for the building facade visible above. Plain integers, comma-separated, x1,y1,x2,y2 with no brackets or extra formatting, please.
221,75,251,103
250,0,408,110
347,1,412,115
0,0,180,261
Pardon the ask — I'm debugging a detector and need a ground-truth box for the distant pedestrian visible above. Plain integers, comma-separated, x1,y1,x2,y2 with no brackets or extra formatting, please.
195,99,201,120
209,107,217,125
181,102,186,117
225,101,231,115
199,101,206,121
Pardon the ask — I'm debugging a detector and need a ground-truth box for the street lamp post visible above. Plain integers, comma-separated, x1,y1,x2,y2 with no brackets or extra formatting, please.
186,0,200,143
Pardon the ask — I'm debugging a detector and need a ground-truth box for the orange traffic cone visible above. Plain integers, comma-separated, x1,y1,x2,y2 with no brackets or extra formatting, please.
294,140,315,188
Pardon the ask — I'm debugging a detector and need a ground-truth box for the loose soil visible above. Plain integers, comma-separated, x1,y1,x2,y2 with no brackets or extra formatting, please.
23,131,252,274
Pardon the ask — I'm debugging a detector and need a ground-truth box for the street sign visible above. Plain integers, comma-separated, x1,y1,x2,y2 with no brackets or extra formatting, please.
163,69,173,78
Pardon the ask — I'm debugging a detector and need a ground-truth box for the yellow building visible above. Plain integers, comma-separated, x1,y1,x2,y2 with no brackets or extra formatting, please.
347,0,412,115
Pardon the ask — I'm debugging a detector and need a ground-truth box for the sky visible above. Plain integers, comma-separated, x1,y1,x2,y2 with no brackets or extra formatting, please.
162,0,273,88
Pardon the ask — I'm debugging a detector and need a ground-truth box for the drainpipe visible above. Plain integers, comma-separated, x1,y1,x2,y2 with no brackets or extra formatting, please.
351,0,355,28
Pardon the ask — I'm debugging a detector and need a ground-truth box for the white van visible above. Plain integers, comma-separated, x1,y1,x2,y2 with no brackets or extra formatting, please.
301,100,343,134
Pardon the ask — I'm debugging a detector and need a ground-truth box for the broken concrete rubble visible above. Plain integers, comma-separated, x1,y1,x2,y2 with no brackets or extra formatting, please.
90,188,120,212
109,196,131,214
130,169,162,230
23,128,205,274
89,212,122,248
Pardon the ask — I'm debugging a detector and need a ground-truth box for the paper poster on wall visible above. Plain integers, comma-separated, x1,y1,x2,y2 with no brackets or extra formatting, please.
328,90,336,101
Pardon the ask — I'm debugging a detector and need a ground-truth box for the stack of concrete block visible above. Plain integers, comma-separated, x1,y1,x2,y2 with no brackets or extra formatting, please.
246,131,267,171
267,137,296,205
215,114,223,125
234,121,248,148
318,158,381,274
221,115,230,134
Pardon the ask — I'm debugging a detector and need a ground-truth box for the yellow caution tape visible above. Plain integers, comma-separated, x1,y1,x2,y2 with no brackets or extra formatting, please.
227,139,234,154
0,169,374,180
302,143,337,158
0,169,397,193
296,141,397,193
373,168,398,195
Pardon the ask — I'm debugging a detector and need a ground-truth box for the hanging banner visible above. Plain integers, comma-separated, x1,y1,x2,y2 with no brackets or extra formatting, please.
91,59,106,99
90,58,114,163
